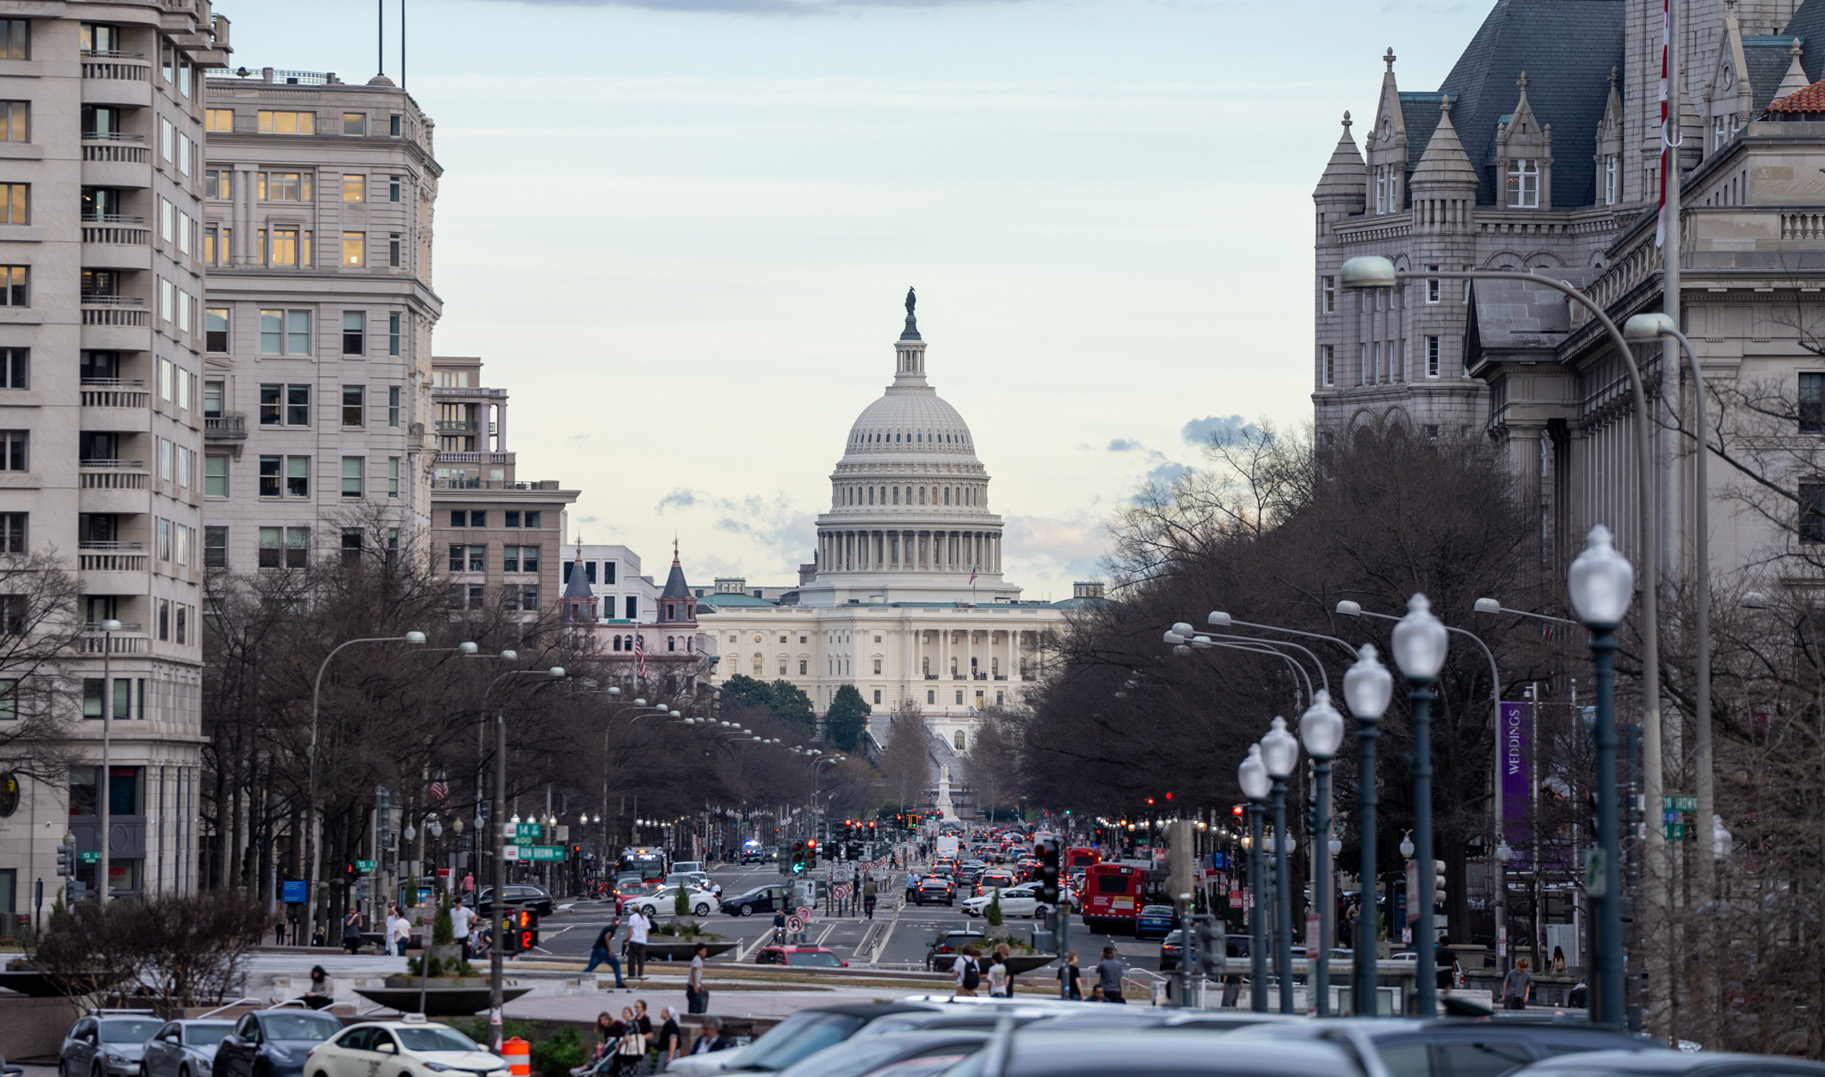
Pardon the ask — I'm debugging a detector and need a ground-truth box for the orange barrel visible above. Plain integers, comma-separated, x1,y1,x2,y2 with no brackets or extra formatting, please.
502,1038,531,1077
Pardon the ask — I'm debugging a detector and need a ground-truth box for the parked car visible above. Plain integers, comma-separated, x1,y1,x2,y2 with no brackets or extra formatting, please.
664,1002,942,1076
973,870,1015,896
210,1010,343,1077
925,929,987,970
1228,1017,1656,1077
915,876,956,906
61,1013,164,1077
959,882,1051,919
945,1028,1350,1077
721,883,792,917
304,1016,509,1077
1507,1049,1825,1077
141,1019,234,1077
770,1031,989,1077
1134,904,1178,940
474,883,554,916
626,884,717,917
666,871,712,891
755,945,848,968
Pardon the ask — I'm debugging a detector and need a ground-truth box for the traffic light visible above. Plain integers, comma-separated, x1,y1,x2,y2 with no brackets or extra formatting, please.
790,841,806,874
1434,859,1448,912
1195,914,1227,977
516,908,539,951
344,861,357,884
1232,804,1244,821
55,842,72,877
806,839,818,869
1034,837,1060,906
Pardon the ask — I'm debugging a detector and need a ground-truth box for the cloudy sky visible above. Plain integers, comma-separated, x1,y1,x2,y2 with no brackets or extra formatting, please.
229,0,1494,599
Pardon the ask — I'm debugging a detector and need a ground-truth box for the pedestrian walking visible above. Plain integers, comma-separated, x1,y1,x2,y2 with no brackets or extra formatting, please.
1096,945,1127,1003
610,1006,645,1077
986,952,1009,997
392,907,413,956
1436,939,1461,993
342,907,363,954
625,907,651,979
863,874,878,920
1499,956,1533,1010
384,904,401,956
1057,951,1084,1000
686,943,710,1014
951,945,981,997
450,897,474,952
904,870,918,904
1221,972,1241,1008
583,913,628,988
273,918,286,946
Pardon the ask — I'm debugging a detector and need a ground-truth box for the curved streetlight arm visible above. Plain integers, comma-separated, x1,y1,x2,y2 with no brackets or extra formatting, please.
1192,636,1313,705
1201,631,1330,697
1480,602,1580,628
1211,613,1358,659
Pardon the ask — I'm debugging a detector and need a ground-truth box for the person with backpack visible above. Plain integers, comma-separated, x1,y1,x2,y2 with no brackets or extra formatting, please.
951,945,982,996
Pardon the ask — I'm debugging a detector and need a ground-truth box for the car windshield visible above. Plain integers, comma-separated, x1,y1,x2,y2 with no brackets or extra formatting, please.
737,1012,866,1071
101,1019,163,1043
774,1037,912,1077
263,1013,342,1041
1141,906,1174,917
183,1024,233,1047
396,1026,481,1053
784,951,843,967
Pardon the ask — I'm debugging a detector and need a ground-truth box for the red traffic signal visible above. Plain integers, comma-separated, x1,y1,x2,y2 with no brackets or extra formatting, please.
1232,804,1244,819
807,839,817,849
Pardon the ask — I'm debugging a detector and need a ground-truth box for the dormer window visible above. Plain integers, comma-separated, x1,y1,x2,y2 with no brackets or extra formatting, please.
1374,165,1389,214
1506,159,1539,208
1604,155,1619,205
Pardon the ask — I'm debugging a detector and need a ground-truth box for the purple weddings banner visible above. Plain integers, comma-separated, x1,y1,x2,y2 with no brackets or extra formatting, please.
1500,701,1530,871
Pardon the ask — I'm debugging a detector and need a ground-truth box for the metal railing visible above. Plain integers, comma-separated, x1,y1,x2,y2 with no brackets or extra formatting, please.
204,414,247,438
81,224,151,247
81,59,151,82
430,479,560,491
80,387,150,409
81,140,150,165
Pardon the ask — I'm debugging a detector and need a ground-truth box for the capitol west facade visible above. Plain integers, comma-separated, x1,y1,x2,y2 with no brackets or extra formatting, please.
697,299,1091,754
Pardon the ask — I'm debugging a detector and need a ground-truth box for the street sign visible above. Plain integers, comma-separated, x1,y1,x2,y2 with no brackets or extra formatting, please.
1664,823,1687,840
526,845,566,862
796,904,814,924
504,846,521,861
515,823,544,840
282,879,307,904
356,859,377,874
79,851,99,864
1228,889,1243,908
786,915,804,933
1662,795,1698,812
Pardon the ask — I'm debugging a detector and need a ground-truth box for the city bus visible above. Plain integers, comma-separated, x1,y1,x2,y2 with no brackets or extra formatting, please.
1066,846,1101,871
1079,861,1147,934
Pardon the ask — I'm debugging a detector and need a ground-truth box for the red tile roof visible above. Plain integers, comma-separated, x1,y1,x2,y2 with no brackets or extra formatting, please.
1765,78,1825,115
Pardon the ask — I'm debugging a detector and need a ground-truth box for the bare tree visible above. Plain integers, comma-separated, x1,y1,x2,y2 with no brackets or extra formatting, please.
879,702,932,813
0,550,91,785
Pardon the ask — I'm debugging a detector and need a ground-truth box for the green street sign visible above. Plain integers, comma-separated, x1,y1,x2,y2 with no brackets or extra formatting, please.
79,851,99,864
1664,823,1687,840
1662,795,1698,812
515,823,544,840
356,859,377,874
526,845,566,862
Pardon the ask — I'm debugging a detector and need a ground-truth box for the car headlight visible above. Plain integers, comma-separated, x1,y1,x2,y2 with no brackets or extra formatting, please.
422,1063,454,1073
104,1053,127,1066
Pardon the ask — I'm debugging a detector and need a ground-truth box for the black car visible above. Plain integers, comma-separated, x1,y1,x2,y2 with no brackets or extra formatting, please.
60,1013,164,1077
721,883,791,917
915,876,955,906
211,1009,343,1077
925,929,987,971
939,1028,1349,1077
474,883,555,916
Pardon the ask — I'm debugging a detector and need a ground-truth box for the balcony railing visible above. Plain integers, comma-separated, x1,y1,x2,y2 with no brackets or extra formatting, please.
81,386,150,409
80,378,145,388
429,479,561,491
435,420,480,435
80,135,149,166
78,544,147,573
81,296,149,329
81,58,151,82
79,631,147,655
81,214,145,226
78,463,149,491
82,620,143,632
204,414,247,439
81,223,152,247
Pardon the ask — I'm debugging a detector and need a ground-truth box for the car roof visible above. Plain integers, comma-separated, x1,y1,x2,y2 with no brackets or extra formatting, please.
995,1030,1351,1077
802,1002,940,1019
1519,1050,1825,1075
1234,1018,1652,1047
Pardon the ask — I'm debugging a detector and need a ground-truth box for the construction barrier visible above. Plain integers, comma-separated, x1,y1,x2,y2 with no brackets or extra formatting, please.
502,1037,531,1077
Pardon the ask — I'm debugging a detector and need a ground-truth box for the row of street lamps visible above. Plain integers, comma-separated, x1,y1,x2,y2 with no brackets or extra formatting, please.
1174,522,1635,1022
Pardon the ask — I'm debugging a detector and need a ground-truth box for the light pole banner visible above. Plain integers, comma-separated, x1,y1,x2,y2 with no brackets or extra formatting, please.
1500,701,1530,871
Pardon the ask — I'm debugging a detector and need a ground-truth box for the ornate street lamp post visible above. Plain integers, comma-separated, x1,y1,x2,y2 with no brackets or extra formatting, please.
1238,745,1270,1013
1342,643,1393,1013
1390,594,1449,1015
1259,716,1300,1015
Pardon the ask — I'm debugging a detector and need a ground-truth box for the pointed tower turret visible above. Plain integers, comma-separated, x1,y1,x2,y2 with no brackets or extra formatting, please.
1777,38,1811,99
1410,97,1479,233
1495,71,1554,209
1594,67,1625,206
656,539,696,625
1314,110,1368,207
1366,48,1411,216
560,541,597,625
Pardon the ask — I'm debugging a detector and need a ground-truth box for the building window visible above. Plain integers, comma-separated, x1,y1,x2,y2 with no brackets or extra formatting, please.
388,233,401,268
1426,265,1441,303
389,175,402,202
342,174,365,202
1321,276,1335,314
285,455,309,497
466,545,486,572
1802,483,1825,544
204,108,232,132
390,114,403,137
202,379,223,418
1320,344,1334,386
205,455,227,497
0,512,21,553
160,118,172,162
258,455,280,497
1373,164,1387,214
258,171,312,201
0,19,27,59
268,227,301,267
0,101,25,143
388,385,401,427
259,309,311,355
342,232,365,267
339,528,363,564
1604,154,1619,205
873,657,882,674
284,384,310,425
204,170,231,200
257,111,316,135
341,457,363,499
1426,336,1441,379
1505,159,1539,208
343,112,367,136
1800,373,1825,433
0,266,26,306
204,526,227,568
205,308,228,352
955,690,963,705
177,133,191,177
525,511,540,528
387,457,399,498
342,310,365,355
503,545,540,572
388,312,402,356
0,430,24,471
927,689,935,704
0,183,26,225
0,348,24,390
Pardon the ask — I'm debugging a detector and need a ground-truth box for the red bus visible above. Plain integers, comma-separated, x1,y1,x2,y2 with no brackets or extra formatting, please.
1066,847,1100,871
1079,862,1146,934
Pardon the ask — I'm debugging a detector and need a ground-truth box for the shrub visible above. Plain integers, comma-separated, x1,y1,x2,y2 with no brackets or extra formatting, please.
433,892,454,946
985,889,1003,928
531,1026,586,1077
674,886,690,917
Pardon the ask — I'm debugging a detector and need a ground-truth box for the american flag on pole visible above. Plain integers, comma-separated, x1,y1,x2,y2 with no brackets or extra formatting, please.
634,633,647,679
430,771,448,805
1656,0,1670,246
969,565,978,584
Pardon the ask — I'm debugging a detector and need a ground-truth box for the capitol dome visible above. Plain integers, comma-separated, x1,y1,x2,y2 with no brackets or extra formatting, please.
798,292,1016,608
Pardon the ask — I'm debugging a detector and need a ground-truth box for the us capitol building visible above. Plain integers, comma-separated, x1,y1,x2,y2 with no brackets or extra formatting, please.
696,292,1100,754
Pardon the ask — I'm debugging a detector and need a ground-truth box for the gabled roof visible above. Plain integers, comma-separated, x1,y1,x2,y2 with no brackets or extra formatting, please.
1764,77,1825,115
1743,36,1807,112
1433,0,1624,207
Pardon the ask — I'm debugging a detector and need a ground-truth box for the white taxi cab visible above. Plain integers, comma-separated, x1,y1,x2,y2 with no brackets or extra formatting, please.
303,1017,509,1077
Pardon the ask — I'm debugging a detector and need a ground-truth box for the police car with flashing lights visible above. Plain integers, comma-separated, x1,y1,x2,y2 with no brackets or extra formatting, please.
302,1017,509,1077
